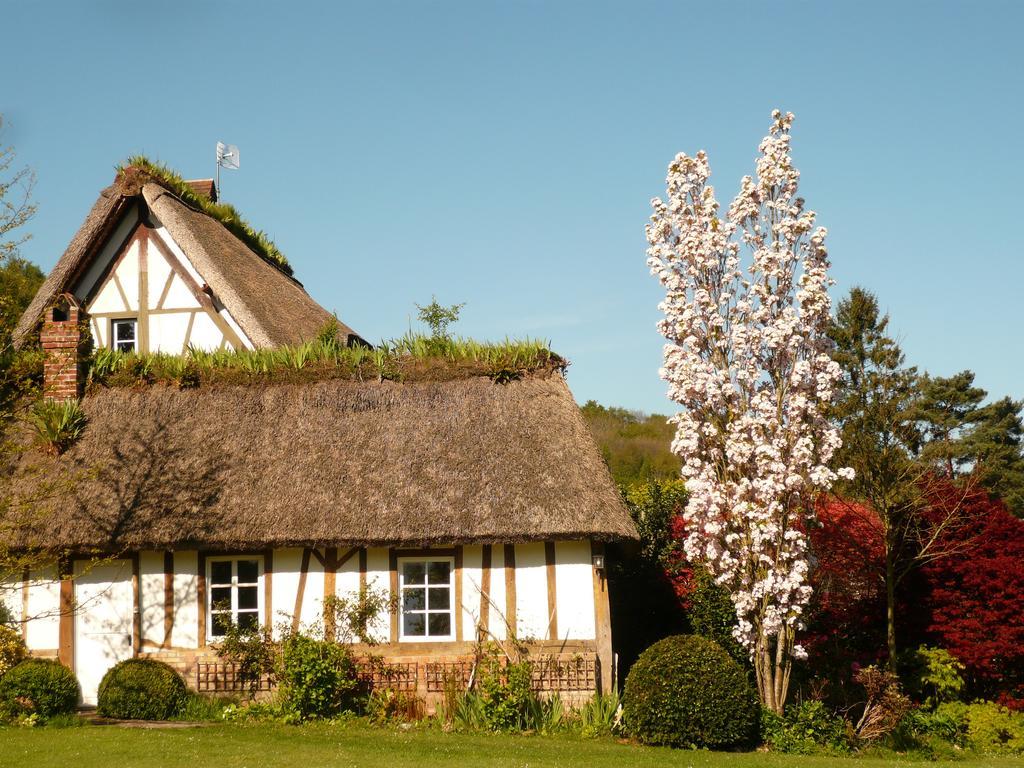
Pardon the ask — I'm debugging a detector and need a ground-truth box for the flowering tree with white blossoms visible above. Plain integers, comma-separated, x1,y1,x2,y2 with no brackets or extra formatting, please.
646,110,851,713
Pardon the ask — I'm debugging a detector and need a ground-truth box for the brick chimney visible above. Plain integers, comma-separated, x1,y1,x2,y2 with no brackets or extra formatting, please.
41,295,83,401
185,178,217,202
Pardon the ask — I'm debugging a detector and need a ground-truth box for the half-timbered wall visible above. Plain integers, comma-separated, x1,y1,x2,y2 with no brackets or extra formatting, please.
72,214,252,354
12,541,611,705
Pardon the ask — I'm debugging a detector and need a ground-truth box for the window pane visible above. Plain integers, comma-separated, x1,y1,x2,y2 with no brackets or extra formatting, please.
428,587,450,611
427,561,450,585
210,587,232,610
114,320,135,341
403,613,425,637
402,587,425,612
403,562,426,585
211,612,232,637
237,612,259,632
238,586,258,611
116,341,135,353
237,560,259,584
428,613,451,637
211,561,232,585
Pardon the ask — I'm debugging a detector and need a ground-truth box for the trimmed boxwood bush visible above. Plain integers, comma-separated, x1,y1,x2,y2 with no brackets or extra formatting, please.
0,658,80,719
97,659,186,720
624,634,759,748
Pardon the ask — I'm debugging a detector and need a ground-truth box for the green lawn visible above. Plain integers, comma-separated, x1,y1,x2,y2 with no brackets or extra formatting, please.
0,722,1018,768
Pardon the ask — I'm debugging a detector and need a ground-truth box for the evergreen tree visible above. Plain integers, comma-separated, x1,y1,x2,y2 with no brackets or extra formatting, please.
911,371,987,477
828,286,921,669
912,372,1024,516
965,396,1024,516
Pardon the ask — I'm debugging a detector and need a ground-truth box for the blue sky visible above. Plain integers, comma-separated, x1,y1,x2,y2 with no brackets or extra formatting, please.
4,1,1022,414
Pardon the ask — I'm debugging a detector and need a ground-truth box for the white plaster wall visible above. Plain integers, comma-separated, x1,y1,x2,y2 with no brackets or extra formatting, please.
295,552,325,635
555,541,596,640
514,543,549,641
0,571,22,625
149,313,193,353
487,546,508,640
162,274,200,310
460,545,483,643
89,278,126,315
336,552,360,600
90,316,107,348
171,552,198,649
147,246,172,306
25,564,60,650
139,551,164,647
115,245,140,311
189,312,225,350
271,547,331,636
365,547,390,643
152,226,205,288
271,547,301,634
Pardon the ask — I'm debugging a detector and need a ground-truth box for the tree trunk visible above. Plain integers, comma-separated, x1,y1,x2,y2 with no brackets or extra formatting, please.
753,628,793,714
885,545,897,672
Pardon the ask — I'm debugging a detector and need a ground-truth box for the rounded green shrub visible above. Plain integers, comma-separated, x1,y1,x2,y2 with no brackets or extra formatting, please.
0,658,80,719
623,634,758,748
97,659,186,720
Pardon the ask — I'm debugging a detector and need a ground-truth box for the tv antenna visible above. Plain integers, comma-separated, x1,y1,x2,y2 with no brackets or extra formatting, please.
215,142,239,197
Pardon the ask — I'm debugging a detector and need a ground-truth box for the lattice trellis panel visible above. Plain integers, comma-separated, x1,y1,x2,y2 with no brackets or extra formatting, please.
424,661,475,692
195,662,273,693
529,654,598,692
356,659,418,692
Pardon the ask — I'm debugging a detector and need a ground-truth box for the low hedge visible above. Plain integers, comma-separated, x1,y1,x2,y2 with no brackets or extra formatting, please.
623,634,759,748
97,659,186,720
0,658,80,719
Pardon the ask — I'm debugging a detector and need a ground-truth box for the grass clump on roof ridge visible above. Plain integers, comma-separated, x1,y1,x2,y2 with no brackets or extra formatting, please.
86,329,564,391
116,155,293,277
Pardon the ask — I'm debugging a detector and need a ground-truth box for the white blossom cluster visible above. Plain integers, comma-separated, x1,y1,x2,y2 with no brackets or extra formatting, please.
646,111,851,659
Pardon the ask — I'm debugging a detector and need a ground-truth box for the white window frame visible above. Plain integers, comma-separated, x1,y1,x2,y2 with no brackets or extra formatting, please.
206,555,264,641
397,556,456,642
111,317,138,353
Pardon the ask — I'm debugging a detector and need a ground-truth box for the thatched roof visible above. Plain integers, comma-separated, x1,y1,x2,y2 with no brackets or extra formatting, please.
14,171,362,349
7,375,637,551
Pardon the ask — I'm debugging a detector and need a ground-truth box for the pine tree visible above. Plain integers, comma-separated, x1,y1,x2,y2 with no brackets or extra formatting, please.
965,396,1024,516
912,371,1024,517
828,287,921,669
911,371,987,477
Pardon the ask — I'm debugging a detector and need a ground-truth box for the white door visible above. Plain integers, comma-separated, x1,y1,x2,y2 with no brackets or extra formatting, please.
74,560,134,706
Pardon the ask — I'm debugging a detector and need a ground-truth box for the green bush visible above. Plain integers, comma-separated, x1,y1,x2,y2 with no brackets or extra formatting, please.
278,634,358,721
900,646,965,707
0,659,80,720
903,704,966,745
478,659,536,732
0,625,28,677
909,701,1024,754
97,659,186,720
963,702,1024,754
623,634,759,748
761,700,851,754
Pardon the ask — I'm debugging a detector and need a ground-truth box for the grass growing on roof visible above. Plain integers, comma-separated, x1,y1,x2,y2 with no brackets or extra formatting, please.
86,330,563,390
117,155,293,276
